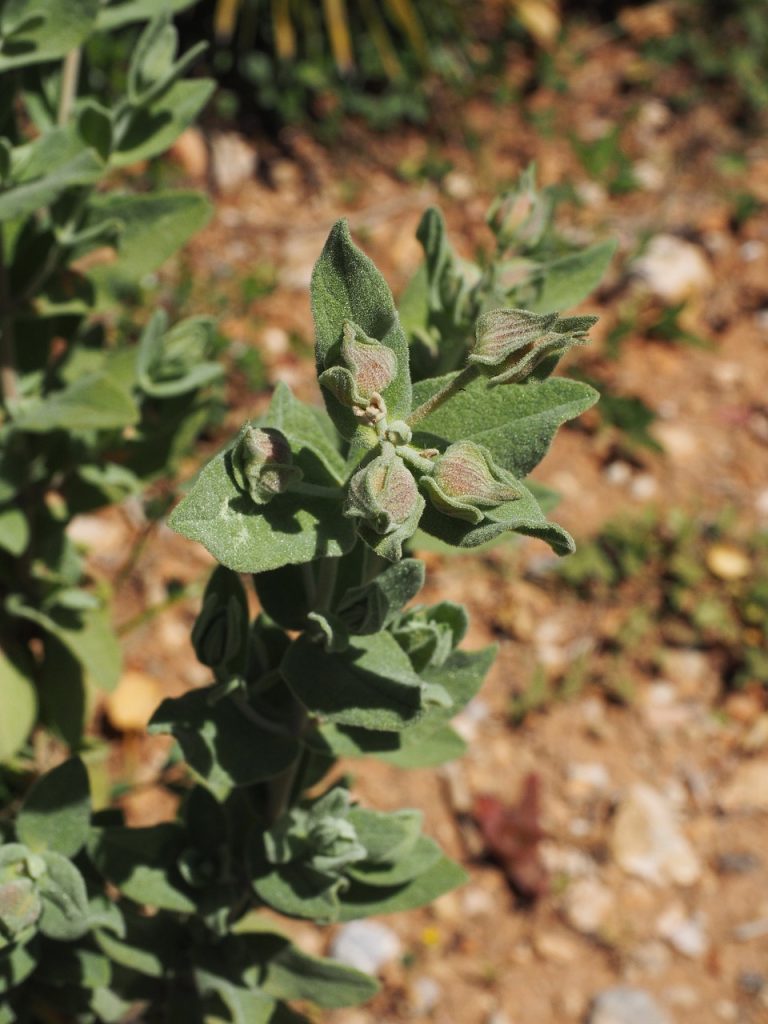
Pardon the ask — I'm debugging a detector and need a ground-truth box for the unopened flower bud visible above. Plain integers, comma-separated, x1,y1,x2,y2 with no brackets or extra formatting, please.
486,166,552,251
469,309,595,385
422,441,520,523
231,425,302,505
344,446,425,561
319,320,397,414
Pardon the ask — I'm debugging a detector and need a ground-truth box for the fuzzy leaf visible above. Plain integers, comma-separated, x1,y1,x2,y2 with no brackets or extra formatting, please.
0,0,99,70
168,446,354,574
89,825,196,913
0,648,36,760
11,372,139,433
338,855,466,920
149,687,299,798
347,835,443,887
311,220,411,441
0,938,38,996
411,374,598,478
112,79,215,168
281,632,426,732
37,851,90,941
526,240,616,314
250,862,342,924
255,934,379,1008
336,558,425,634
17,759,91,858
419,478,574,555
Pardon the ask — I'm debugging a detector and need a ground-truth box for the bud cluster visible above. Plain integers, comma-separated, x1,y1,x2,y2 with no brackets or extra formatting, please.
344,444,425,561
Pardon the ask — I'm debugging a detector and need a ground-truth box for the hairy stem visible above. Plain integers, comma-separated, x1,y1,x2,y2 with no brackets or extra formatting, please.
406,364,479,427
290,481,344,499
58,49,81,126
0,225,18,407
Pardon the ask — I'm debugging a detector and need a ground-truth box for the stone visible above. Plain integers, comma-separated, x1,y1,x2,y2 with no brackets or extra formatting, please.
719,760,768,812
566,761,612,799
633,234,712,303
588,987,672,1024
629,941,672,977
705,543,751,581
610,783,701,885
411,976,442,1013
210,132,257,193
330,921,402,974
563,877,614,934
656,904,708,958
105,670,163,732
715,851,762,875
169,127,208,178
533,930,580,963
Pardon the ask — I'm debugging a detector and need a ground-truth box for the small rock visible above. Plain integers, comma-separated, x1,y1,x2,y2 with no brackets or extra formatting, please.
566,761,612,799
411,976,442,1013
462,885,495,917
169,127,208,178
738,971,765,996
660,648,719,702
723,692,763,725
563,878,614,935
633,160,664,191
630,473,658,501
663,985,699,1009
260,326,290,358
733,917,768,942
210,131,257,193
634,234,712,303
719,759,768,812
715,1000,739,1021
534,930,580,964
629,941,672,977
741,240,765,262
443,171,474,200
330,921,401,974
705,543,751,581
715,850,762,874
656,904,708,958
588,987,672,1024
756,488,768,519
742,715,768,753
611,783,701,885
652,422,698,460
605,460,632,485
105,670,163,732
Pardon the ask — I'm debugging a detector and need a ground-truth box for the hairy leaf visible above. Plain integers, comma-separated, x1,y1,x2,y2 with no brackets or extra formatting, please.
0,648,36,760
526,240,616,314
281,632,426,731
17,758,91,858
411,374,598,478
37,851,90,940
11,372,139,433
338,855,467,920
89,825,196,913
0,0,99,70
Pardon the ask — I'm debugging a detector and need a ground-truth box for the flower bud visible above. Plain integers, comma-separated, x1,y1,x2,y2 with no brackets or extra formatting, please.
231,425,302,505
421,441,520,523
486,166,552,251
469,309,595,385
318,320,397,414
344,446,425,561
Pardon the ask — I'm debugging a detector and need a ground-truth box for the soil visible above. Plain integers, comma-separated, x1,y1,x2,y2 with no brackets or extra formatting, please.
76,13,768,1024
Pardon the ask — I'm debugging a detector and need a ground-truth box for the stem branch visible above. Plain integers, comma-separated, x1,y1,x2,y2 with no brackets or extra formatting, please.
0,225,18,407
406,364,479,427
58,49,81,126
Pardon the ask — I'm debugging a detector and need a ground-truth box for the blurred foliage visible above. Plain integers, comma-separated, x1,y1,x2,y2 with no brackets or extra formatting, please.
639,0,768,126
186,0,562,133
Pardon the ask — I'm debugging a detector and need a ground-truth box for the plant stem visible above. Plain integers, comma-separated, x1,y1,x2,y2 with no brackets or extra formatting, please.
406,364,479,427
58,49,81,126
314,557,338,611
290,481,343,499
0,225,18,407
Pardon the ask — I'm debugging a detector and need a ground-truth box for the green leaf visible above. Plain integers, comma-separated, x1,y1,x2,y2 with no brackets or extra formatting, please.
258,935,379,1008
281,632,426,732
95,909,182,978
348,835,443,887
40,946,111,989
194,970,277,1024
338,855,466,920
411,374,598,478
316,721,466,768
0,0,100,70
0,506,29,555
0,937,38,996
419,478,574,555
526,240,616,314
149,687,299,798
17,758,90,858
250,863,341,924
84,191,212,296
168,442,355,575
37,851,90,940
267,382,347,481
347,807,422,863
7,598,122,691
0,145,103,223
0,648,36,761
336,558,425,634
96,0,198,30
88,825,196,913
112,79,215,167
311,220,411,441
11,371,139,433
